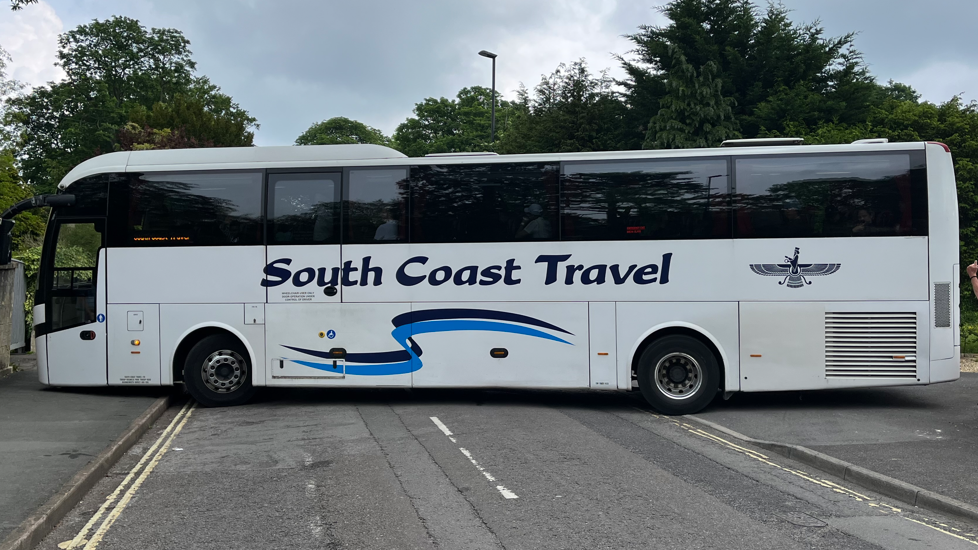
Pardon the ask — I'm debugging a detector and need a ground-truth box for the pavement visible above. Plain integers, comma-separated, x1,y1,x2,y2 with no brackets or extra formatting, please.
695,373,978,510
0,354,166,544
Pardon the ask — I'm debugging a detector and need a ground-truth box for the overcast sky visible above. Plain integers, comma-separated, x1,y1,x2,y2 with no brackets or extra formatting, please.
2,0,976,146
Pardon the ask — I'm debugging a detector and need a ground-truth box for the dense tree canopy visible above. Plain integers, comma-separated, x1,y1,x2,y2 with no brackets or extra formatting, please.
644,47,739,149
296,117,390,146
392,86,510,157
621,0,878,145
496,60,630,154
8,16,257,193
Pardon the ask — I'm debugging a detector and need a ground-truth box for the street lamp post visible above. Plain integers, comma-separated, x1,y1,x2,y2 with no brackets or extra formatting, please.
478,50,497,144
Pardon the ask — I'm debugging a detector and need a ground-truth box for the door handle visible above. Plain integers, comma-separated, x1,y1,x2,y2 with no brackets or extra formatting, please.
80,331,96,340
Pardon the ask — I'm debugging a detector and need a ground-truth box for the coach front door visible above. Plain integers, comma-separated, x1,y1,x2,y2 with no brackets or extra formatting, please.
43,219,108,385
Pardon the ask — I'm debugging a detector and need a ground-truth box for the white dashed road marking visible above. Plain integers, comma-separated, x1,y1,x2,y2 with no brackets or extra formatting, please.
430,416,518,499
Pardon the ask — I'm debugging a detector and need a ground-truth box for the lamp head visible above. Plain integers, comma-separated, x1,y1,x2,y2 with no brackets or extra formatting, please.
478,50,497,59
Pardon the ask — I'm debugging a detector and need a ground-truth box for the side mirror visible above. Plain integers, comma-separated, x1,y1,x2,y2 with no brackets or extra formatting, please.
45,194,75,208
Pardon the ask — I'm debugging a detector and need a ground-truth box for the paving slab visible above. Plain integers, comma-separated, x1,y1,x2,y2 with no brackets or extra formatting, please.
0,355,165,542
695,373,978,508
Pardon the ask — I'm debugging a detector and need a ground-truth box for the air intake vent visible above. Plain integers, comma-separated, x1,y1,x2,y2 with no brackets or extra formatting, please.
825,312,917,379
934,282,951,328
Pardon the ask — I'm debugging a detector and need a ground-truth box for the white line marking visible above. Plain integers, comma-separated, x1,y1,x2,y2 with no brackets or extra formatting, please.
305,480,323,539
431,416,453,436
63,402,193,549
430,416,518,500
497,486,519,499
459,448,497,481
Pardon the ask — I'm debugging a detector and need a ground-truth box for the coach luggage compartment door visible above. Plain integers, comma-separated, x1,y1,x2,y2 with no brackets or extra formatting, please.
408,302,590,388
265,303,411,386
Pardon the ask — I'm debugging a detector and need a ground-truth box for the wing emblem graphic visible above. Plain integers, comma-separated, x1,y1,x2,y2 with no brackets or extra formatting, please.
750,247,840,288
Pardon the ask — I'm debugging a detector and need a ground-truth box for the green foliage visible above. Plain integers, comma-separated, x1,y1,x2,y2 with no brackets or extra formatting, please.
9,0,37,10
496,60,631,154
120,91,256,150
15,244,39,330
15,242,92,332
621,0,878,140
392,86,511,157
0,150,45,250
0,44,24,150
962,301,978,353
296,117,390,146
645,47,739,149
56,16,195,105
9,16,256,192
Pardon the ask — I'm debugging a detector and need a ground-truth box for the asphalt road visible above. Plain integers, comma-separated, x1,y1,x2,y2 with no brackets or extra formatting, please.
37,388,978,550
695,373,978,507
0,358,162,542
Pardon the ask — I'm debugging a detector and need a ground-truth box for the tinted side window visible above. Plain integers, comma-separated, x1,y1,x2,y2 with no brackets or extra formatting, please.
735,154,926,238
123,172,263,246
268,173,339,245
410,163,558,243
345,168,408,244
561,159,730,240
59,174,113,217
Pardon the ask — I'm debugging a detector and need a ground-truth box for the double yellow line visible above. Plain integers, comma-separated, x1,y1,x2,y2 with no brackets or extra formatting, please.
60,402,196,550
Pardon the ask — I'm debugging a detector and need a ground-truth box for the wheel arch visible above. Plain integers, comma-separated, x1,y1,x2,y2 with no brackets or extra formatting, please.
628,322,730,391
171,323,258,384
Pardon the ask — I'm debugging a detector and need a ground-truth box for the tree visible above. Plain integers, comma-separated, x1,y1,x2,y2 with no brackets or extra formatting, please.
56,17,196,106
645,47,738,149
9,0,36,10
120,91,256,151
620,0,878,140
392,86,510,157
496,60,631,154
0,43,23,149
0,150,43,250
295,117,390,146
8,16,256,192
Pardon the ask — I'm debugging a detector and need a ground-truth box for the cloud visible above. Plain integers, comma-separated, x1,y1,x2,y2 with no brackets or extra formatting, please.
0,0,65,88
896,61,978,105
8,0,976,148
37,0,661,145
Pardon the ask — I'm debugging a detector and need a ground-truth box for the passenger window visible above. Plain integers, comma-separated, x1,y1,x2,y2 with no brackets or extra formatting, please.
561,159,730,240
410,163,558,243
267,173,340,245
345,168,408,243
49,221,103,331
735,154,927,238
126,172,263,246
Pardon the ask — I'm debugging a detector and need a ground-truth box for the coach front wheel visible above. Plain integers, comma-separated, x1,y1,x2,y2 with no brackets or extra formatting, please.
183,334,257,407
637,335,719,415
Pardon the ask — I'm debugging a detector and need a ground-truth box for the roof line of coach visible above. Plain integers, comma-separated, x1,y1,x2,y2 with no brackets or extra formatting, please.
58,140,927,190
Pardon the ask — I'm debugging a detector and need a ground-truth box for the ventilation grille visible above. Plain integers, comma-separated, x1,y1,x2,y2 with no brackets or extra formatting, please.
934,282,951,328
825,312,917,379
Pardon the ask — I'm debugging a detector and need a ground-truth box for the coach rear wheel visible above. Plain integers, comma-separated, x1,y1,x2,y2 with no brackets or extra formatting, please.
184,334,257,407
637,335,719,415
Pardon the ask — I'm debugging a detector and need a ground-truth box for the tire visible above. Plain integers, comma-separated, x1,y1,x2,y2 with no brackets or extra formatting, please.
637,334,719,415
183,334,257,407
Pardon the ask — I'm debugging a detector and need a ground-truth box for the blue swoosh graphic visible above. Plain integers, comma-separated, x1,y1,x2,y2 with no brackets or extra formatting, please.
283,309,573,376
